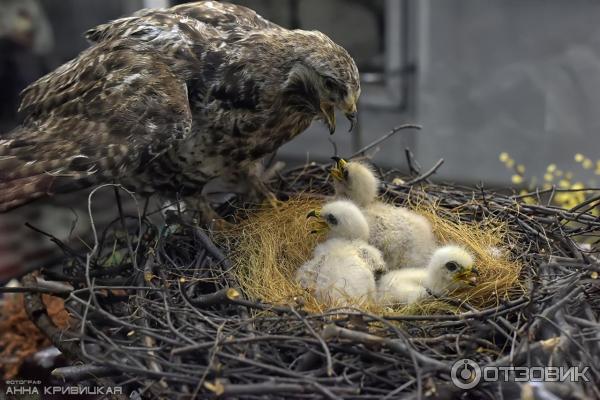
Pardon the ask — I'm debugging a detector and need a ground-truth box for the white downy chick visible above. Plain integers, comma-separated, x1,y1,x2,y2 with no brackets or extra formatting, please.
331,158,436,270
295,200,386,306
377,245,478,305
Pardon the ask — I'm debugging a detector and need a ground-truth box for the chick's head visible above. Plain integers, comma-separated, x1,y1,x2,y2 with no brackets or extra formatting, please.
330,158,379,207
307,200,369,240
426,245,479,294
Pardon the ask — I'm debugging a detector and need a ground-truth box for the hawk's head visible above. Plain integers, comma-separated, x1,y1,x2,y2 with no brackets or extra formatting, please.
284,31,360,134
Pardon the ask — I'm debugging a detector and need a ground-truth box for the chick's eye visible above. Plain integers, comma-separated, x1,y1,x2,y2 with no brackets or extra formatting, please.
445,261,459,272
326,214,338,226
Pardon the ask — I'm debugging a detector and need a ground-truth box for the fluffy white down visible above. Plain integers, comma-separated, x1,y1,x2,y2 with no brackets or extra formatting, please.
321,199,369,241
296,238,385,305
295,200,386,305
334,161,436,269
377,245,474,305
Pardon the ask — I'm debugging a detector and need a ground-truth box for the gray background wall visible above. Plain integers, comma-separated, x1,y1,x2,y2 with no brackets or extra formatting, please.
416,0,600,185
275,0,600,186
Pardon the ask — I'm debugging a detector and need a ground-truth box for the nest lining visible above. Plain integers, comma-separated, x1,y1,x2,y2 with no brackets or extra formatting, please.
220,193,524,315
16,159,600,399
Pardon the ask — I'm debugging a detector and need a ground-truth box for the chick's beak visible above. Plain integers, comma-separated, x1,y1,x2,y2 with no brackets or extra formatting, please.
320,102,336,135
307,209,329,234
330,157,348,182
306,210,320,219
454,266,479,287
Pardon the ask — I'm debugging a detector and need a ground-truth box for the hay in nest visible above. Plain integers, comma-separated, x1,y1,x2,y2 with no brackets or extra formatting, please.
12,154,600,399
219,194,524,315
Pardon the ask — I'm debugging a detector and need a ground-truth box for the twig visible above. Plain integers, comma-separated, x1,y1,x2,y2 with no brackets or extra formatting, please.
351,124,421,158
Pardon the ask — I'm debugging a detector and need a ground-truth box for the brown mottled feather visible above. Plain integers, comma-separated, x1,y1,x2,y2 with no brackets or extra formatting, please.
1,44,191,211
1,1,360,211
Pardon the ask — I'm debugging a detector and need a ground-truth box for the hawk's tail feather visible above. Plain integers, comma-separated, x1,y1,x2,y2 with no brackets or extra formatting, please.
0,137,100,182
0,133,122,211
0,173,101,212
0,175,55,212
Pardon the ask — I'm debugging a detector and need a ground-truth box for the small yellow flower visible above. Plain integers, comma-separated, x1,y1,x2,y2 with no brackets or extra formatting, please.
516,164,526,174
542,183,552,190
571,182,585,190
555,170,563,177
582,158,593,169
544,173,553,182
511,175,523,184
499,152,510,162
575,153,585,162
559,179,570,188
546,164,557,173
565,172,573,180
506,159,515,168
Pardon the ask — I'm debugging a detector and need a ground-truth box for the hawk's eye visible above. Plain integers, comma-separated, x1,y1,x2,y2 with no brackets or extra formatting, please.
445,261,459,272
326,214,338,226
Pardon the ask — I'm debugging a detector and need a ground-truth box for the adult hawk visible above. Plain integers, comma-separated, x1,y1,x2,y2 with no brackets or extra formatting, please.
0,1,360,219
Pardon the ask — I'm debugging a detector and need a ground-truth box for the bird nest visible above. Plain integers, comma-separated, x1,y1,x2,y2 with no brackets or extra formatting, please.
20,153,600,399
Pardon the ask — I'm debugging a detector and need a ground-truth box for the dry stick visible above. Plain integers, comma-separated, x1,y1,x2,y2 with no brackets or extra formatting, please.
204,381,358,397
172,335,322,355
350,124,422,158
321,325,449,371
52,365,118,381
190,287,241,307
22,274,80,359
193,227,230,267
488,337,561,367
529,285,584,335
21,274,128,400
403,158,445,185
290,307,334,377
404,148,421,175
0,285,71,296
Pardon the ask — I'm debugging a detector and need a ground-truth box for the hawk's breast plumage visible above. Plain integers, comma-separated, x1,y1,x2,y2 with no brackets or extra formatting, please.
0,1,360,212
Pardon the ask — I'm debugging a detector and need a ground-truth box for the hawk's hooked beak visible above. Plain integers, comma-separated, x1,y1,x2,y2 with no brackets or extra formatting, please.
320,102,336,135
342,95,358,132
307,209,329,234
454,266,480,287
330,157,348,182
321,99,358,134
346,112,357,132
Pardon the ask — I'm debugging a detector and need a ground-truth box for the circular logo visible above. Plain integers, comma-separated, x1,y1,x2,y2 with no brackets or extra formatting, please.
451,359,481,389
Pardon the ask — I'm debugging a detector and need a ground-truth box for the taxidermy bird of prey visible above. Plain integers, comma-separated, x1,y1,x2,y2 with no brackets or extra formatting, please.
0,1,360,218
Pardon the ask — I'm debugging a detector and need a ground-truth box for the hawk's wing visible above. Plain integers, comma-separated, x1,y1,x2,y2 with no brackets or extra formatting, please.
0,40,192,211
85,1,280,43
165,1,282,31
